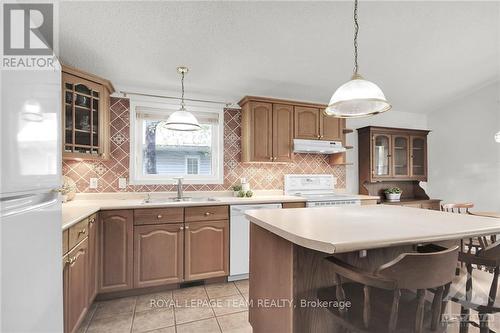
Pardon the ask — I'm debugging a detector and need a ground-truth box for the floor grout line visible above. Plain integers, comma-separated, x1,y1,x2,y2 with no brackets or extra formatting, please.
129,296,138,333
205,284,223,333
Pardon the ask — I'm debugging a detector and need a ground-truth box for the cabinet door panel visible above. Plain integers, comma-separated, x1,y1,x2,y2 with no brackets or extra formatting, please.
372,134,392,179
185,220,229,281
320,113,343,141
294,107,320,139
134,224,184,288
410,136,427,180
392,135,410,177
66,239,88,333
251,102,273,162
272,104,293,162
99,210,133,293
87,214,98,303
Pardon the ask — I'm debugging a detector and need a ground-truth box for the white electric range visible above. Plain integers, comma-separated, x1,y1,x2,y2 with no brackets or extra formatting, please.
284,174,361,207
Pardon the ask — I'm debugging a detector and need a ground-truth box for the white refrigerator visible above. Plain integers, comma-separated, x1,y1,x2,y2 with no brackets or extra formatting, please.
0,65,63,331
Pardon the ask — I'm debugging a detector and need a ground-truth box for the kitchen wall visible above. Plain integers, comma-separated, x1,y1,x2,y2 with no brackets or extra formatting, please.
345,110,429,194
427,81,500,211
63,97,346,193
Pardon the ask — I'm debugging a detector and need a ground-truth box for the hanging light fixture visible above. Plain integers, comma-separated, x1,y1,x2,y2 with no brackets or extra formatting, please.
165,66,201,131
324,0,391,118
495,131,500,143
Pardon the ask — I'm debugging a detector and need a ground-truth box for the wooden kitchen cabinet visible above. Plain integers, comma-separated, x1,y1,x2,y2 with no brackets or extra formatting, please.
294,106,320,139
134,223,184,288
294,106,344,141
99,210,133,293
272,104,294,162
62,64,114,161
184,220,229,281
241,101,273,162
87,214,98,303
358,126,430,183
65,238,89,333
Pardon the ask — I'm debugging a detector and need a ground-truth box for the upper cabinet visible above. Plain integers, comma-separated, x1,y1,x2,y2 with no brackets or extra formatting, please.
294,107,344,141
239,96,345,163
62,64,114,160
358,126,430,184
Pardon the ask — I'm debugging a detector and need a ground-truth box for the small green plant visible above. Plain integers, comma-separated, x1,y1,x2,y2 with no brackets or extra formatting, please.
384,187,402,194
237,190,246,197
245,190,254,198
232,185,242,192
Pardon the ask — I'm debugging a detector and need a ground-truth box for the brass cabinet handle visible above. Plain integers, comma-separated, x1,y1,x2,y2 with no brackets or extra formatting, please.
273,157,277,161
185,226,190,229
204,212,212,216
317,135,321,139
269,156,273,161
157,214,163,219
68,257,76,264
89,218,95,224
78,229,86,236
320,135,324,139
179,226,184,230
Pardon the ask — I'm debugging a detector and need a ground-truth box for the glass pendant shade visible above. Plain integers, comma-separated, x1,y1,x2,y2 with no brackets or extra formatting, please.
165,107,201,131
495,131,500,143
324,74,391,118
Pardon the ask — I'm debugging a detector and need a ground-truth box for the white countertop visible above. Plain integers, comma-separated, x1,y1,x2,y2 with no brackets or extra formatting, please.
61,194,304,230
244,205,500,254
62,192,379,230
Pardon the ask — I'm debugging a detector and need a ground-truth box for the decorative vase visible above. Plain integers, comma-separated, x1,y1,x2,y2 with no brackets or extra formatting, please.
385,193,401,202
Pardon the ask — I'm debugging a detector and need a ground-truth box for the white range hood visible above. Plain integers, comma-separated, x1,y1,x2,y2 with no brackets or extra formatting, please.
293,139,346,154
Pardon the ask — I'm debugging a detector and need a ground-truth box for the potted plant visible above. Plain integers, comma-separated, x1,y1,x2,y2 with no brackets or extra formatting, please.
384,187,402,202
232,185,242,197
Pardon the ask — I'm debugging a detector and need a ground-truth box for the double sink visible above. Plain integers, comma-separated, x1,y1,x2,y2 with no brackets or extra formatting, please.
142,196,219,204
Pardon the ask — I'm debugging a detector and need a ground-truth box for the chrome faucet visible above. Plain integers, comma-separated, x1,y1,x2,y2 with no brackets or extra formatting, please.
174,177,184,201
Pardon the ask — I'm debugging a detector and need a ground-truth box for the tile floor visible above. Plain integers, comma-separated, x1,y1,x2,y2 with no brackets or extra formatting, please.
77,280,251,333
78,277,499,333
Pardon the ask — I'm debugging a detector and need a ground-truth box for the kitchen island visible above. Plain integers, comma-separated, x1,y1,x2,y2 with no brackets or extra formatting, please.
244,205,500,333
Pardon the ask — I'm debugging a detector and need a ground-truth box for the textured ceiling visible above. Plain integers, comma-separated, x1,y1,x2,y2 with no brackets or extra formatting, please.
59,1,500,113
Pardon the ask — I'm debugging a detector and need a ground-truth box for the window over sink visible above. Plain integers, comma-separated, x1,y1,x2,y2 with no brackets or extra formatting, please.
130,97,224,184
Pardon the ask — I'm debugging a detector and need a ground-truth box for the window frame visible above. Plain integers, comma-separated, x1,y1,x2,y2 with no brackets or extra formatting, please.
129,96,224,185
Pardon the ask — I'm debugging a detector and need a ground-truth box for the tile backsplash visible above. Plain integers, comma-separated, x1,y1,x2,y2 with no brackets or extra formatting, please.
63,98,346,193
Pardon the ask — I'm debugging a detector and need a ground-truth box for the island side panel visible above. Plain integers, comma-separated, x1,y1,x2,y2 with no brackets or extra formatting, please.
249,223,294,333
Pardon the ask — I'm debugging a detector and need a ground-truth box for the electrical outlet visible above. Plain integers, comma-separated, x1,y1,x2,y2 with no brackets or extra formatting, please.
89,178,98,189
118,178,127,189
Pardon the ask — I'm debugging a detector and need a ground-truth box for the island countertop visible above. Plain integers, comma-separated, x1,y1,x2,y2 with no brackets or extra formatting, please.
244,205,500,254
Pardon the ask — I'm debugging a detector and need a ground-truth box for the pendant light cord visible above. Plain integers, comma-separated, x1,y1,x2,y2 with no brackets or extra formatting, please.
353,0,359,75
180,71,185,109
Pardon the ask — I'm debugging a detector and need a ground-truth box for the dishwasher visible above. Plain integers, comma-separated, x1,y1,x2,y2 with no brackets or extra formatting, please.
229,203,282,281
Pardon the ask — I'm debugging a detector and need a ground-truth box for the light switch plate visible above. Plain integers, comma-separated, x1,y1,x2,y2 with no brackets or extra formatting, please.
118,178,127,189
89,178,98,189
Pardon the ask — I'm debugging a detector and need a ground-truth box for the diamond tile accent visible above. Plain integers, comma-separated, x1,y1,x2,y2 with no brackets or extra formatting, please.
63,97,346,193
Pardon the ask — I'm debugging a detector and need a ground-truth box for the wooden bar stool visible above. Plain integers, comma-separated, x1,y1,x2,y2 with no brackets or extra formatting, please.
318,244,459,333
448,240,500,333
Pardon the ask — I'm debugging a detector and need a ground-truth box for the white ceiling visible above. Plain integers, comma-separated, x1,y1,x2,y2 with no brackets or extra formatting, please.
59,1,500,113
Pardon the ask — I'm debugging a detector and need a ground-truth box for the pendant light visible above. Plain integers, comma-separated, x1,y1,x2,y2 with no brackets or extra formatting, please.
495,131,500,143
324,0,391,118
165,66,202,131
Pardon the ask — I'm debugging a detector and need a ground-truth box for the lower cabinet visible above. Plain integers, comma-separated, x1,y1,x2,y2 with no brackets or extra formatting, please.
99,210,134,293
87,214,98,302
64,238,89,333
134,223,184,288
185,220,229,281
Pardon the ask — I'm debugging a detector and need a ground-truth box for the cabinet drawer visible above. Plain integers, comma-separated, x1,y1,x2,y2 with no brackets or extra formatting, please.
185,205,229,222
69,218,89,250
421,202,440,211
402,203,422,209
63,229,69,255
134,208,184,225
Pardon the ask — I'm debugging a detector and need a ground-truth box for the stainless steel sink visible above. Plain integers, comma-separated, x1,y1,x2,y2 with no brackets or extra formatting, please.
142,196,219,204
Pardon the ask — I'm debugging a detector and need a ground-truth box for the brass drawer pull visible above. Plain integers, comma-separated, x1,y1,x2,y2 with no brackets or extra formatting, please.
179,226,184,230
89,218,95,224
157,214,163,219
77,229,86,236
68,257,76,264
204,212,212,216
185,226,189,229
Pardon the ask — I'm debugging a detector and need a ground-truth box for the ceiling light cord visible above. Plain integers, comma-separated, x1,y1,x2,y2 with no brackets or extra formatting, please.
353,0,359,76
180,71,185,109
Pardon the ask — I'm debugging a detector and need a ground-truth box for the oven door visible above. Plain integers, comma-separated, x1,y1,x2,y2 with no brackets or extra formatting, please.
306,200,361,207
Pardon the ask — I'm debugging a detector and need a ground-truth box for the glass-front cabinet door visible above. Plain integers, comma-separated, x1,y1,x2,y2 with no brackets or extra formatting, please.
62,66,112,160
392,135,409,177
372,134,391,178
410,136,427,179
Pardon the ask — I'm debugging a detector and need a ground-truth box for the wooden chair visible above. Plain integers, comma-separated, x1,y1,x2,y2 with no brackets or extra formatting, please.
448,240,500,333
318,244,459,333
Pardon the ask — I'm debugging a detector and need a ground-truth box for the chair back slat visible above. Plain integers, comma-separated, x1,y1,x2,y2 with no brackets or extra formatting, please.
441,203,474,214
376,246,459,289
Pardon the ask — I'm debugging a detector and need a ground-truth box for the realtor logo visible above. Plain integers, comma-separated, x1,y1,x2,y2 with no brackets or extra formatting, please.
3,3,53,55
